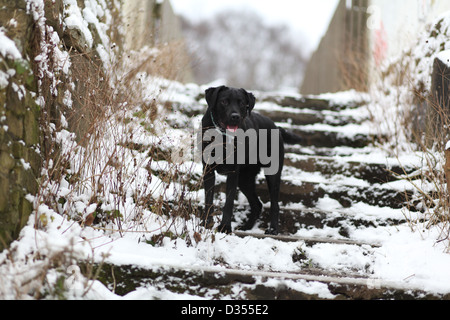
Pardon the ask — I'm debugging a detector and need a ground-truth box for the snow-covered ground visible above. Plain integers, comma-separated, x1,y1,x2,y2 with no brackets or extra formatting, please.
1,78,450,299
2,0,450,300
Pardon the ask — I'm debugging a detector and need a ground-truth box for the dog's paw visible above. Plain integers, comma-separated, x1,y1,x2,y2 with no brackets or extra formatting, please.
241,219,257,231
217,223,232,234
264,228,278,236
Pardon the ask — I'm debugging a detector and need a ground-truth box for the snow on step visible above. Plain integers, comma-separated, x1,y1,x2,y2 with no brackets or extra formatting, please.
152,84,447,299
256,102,368,127
96,261,439,300
235,205,409,239
284,153,416,184
234,231,381,247
251,176,411,210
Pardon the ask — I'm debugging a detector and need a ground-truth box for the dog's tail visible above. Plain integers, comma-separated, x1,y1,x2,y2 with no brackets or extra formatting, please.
279,127,304,145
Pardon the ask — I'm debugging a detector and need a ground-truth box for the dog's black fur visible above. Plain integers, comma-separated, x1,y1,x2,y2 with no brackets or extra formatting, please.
201,86,303,235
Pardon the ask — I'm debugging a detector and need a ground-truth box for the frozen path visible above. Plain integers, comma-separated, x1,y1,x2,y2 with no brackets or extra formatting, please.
90,86,450,300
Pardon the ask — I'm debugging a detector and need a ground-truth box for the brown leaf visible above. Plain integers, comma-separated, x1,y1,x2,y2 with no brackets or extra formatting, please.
193,232,202,243
85,213,95,226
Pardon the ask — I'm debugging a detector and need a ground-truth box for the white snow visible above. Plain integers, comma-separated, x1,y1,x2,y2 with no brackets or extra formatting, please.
0,28,23,90
2,0,450,301
437,50,450,67
3,75,450,299
63,0,94,48
0,28,22,60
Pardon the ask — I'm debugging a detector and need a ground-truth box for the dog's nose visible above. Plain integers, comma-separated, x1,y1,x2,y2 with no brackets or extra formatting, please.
230,113,241,122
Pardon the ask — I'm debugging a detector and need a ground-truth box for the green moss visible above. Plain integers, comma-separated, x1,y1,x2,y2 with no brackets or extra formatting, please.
24,108,39,145
0,176,9,213
14,60,27,75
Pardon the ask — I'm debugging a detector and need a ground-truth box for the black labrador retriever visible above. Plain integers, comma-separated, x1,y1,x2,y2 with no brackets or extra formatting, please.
201,86,303,235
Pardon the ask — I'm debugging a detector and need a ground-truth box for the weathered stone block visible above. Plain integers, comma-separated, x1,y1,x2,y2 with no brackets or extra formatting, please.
4,110,24,139
0,151,15,173
44,0,64,37
0,176,9,213
24,107,39,145
1,0,27,10
427,54,450,146
0,4,31,56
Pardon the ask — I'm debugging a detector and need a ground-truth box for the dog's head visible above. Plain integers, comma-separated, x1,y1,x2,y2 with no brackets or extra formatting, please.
205,86,256,133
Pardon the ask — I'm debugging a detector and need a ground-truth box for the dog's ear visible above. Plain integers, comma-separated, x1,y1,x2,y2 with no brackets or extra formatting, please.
205,86,226,109
240,88,256,115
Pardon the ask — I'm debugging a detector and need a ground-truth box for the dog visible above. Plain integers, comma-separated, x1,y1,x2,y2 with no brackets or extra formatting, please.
201,86,303,235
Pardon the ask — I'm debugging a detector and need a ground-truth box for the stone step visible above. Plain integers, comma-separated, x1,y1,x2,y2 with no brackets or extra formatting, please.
284,154,415,184
255,94,369,125
259,94,364,112
256,180,411,209
278,123,376,148
233,231,381,247
256,107,364,127
216,175,411,212
160,87,442,300
284,144,371,157
171,92,364,123
213,177,411,210
231,206,407,238
95,262,443,300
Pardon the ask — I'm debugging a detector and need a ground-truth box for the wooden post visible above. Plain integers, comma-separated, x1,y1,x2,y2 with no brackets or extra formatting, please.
427,54,450,148
430,53,450,199
446,146,450,197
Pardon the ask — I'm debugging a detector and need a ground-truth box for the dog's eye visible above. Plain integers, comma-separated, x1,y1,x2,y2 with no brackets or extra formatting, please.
221,100,229,106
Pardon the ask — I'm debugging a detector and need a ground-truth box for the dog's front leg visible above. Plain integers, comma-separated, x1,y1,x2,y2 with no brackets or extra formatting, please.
202,166,216,229
218,169,240,234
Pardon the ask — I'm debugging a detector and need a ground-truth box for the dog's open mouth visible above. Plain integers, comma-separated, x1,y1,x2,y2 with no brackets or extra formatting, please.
226,125,239,133
218,121,239,133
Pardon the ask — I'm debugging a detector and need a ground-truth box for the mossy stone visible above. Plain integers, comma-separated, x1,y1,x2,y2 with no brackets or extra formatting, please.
24,107,39,145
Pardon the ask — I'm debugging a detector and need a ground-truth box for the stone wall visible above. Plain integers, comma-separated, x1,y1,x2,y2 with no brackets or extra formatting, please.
122,0,193,82
302,0,450,95
0,0,190,250
0,0,41,250
301,0,369,95
0,0,122,251
427,53,450,147
123,0,185,51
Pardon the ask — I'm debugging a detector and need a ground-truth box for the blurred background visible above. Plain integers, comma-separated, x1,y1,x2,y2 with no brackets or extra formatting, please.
123,0,450,95
170,0,339,92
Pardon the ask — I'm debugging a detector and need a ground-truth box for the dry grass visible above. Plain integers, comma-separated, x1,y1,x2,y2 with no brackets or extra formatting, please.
21,35,205,297
370,53,450,248
3,0,199,299
123,41,192,83
338,45,370,93
35,42,204,234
